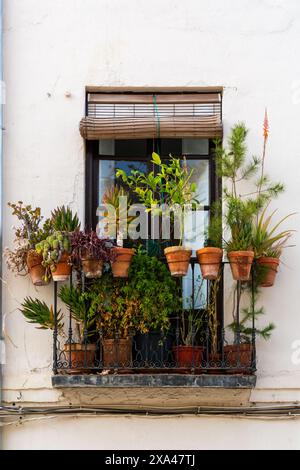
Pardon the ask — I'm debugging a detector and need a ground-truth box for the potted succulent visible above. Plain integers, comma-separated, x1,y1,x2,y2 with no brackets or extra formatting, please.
71,230,116,279
59,285,98,369
173,308,205,369
197,202,223,280
6,202,52,286
36,206,80,283
252,207,295,287
102,186,135,278
125,249,181,365
36,231,72,283
117,153,197,277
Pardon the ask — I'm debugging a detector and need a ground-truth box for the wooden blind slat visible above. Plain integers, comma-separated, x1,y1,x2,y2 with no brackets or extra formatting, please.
88,93,221,105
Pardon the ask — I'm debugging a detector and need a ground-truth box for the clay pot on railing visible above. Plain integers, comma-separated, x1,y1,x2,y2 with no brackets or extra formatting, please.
164,246,192,277
102,337,132,369
172,345,204,369
111,247,135,278
27,250,49,286
52,252,72,282
228,251,254,281
81,252,103,279
257,256,280,287
64,343,96,370
224,344,253,373
196,247,223,280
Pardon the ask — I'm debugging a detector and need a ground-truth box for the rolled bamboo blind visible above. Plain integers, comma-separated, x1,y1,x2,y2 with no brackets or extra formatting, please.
80,92,223,140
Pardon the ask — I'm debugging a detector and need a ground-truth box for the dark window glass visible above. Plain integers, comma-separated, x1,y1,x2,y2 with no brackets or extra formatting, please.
115,139,147,157
160,139,182,156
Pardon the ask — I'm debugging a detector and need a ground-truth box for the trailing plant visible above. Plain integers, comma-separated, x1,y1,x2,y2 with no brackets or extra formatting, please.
123,248,182,333
59,285,98,342
117,153,198,244
19,297,63,331
51,206,80,232
5,202,51,274
70,230,116,263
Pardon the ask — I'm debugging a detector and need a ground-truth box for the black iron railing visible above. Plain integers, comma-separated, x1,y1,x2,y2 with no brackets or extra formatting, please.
53,259,256,375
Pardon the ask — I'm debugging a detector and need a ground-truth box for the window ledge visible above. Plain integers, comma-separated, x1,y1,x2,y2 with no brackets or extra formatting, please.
52,374,256,389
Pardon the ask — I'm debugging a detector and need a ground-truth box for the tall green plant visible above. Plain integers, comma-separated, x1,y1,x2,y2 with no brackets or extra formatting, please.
117,153,198,245
215,123,284,252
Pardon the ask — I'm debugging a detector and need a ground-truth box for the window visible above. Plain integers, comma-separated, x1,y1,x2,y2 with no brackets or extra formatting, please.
86,137,220,312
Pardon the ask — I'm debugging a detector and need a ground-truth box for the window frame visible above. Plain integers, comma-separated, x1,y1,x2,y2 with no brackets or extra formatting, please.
85,138,223,342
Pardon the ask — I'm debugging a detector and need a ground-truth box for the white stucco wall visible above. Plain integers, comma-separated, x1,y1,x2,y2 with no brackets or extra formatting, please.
2,0,300,449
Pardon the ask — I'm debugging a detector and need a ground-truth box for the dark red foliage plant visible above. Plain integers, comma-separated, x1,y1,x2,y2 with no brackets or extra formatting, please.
71,231,116,263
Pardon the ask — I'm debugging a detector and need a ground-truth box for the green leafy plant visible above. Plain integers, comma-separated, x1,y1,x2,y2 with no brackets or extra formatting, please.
51,206,80,232
19,297,63,331
90,275,140,339
59,285,98,342
123,248,182,333
117,153,198,244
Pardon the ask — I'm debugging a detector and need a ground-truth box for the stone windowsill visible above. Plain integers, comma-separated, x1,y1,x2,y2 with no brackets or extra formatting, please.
52,374,256,389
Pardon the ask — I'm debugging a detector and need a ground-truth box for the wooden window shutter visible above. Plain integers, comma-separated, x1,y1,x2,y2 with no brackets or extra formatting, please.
80,89,223,140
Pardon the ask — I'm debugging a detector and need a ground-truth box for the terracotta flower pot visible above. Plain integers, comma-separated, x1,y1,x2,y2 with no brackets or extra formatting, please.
26,250,49,286
196,247,223,280
52,252,72,282
164,246,192,277
224,344,253,373
173,345,204,368
228,251,254,281
111,247,135,278
102,338,132,368
257,256,280,287
81,258,103,279
64,343,96,369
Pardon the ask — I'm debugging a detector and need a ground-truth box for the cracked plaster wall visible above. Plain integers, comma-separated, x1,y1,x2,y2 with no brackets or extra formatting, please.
2,0,300,449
